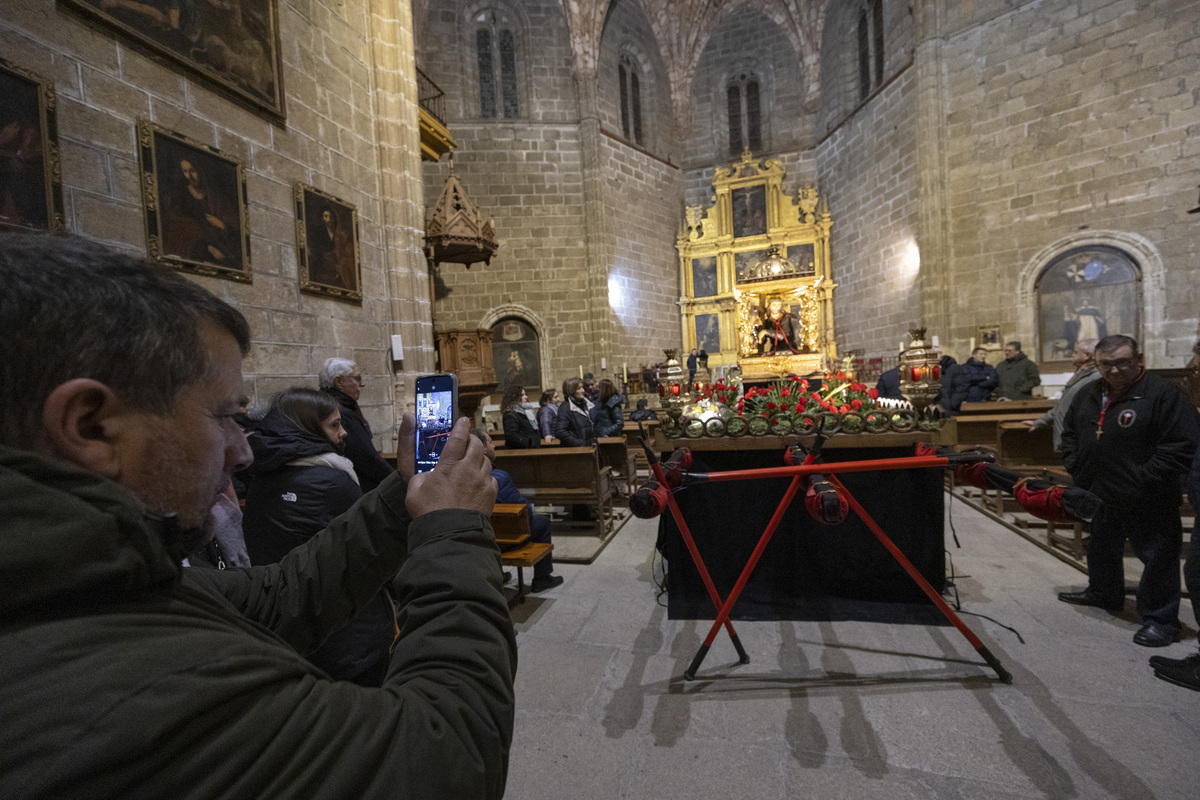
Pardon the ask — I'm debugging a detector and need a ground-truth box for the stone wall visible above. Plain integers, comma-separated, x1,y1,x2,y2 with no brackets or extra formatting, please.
1,0,429,450
682,5,812,173
816,64,922,359
599,136,684,374
938,0,1200,366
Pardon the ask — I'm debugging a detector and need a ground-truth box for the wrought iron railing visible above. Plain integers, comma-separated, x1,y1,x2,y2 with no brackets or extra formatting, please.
416,67,446,126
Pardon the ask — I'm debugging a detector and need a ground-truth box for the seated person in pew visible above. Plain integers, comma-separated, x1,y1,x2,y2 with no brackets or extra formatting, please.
473,428,564,593
629,398,657,422
944,347,1000,415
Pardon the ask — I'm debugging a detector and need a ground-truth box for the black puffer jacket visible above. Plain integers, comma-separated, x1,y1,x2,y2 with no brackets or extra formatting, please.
242,410,395,682
552,398,595,446
502,409,541,449
591,394,625,438
326,387,395,492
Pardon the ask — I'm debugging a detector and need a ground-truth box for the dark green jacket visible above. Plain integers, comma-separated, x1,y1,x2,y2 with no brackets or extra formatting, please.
995,352,1041,400
0,447,516,799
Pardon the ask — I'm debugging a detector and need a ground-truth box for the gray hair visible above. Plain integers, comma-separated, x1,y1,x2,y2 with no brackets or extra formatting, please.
1075,338,1099,356
0,233,250,449
319,357,356,389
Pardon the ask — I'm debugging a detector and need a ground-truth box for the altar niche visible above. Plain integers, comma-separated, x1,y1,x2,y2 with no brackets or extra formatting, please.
677,150,837,380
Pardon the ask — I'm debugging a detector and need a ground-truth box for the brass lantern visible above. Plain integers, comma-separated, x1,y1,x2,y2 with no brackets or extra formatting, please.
658,349,689,419
898,328,943,420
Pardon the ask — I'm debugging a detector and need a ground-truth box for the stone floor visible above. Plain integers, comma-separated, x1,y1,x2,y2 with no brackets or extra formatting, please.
504,494,1200,799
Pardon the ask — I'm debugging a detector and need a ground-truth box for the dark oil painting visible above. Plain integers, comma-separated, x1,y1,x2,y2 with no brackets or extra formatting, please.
731,184,766,238
298,184,362,302
61,0,284,118
0,60,65,233
140,121,249,281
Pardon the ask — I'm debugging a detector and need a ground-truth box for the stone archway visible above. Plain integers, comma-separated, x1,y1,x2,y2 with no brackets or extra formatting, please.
1017,230,1166,366
480,304,552,393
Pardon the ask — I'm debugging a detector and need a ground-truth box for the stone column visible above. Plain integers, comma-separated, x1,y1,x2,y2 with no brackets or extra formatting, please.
368,0,429,434
913,0,952,345
574,68,610,373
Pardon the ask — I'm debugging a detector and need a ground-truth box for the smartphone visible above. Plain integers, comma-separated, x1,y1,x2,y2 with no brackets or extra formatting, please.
415,373,459,474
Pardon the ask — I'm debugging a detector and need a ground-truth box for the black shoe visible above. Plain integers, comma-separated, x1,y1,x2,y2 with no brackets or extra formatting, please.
1057,589,1123,612
529,574,564,593
1153,653,1200,691
502,570,513,585
1150,652,1199,671
1133,620,1181,648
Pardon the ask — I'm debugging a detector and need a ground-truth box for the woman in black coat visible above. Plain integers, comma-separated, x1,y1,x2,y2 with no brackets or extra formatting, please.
552,376,596,446
590,378,624,438
500,384,540,449
242,387,395,686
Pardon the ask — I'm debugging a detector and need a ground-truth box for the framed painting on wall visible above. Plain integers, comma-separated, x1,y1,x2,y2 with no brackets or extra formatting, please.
138,121,250,282
734,248,769,283
977,324,1001,350
59,0,285,119
0,59,65,233
297,184,362,302
786,243,815,275
491,317,542,393
731,184,766,238
695,313,720,354
1036,245,1140,366
691,256,717,298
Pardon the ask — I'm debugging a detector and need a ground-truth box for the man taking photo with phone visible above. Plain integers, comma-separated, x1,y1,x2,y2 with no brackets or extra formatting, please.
0,233,514,799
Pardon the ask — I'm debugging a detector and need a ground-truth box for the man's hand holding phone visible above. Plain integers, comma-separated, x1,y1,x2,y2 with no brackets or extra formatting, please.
405,417,497,519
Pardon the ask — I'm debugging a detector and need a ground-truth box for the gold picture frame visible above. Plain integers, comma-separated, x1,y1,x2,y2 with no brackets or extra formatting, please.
138,120,251,282
296,183,362,303
59,0,285,120
977,324,1002,350
0,58,66,233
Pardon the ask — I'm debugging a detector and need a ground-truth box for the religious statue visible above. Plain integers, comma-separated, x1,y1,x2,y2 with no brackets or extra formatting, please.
755,296,803,355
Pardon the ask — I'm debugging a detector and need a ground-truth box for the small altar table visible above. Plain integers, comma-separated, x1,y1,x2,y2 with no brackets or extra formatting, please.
654,431,951,624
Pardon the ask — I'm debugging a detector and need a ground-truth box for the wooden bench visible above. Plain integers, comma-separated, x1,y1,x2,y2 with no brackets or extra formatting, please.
493,446,614,537
491,503,553,607
951,413,1042,447
959,399,1055,415
597,436,637,498
623,418,659,474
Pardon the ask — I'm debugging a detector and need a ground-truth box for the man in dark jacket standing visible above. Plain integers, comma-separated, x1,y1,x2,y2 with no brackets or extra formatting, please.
995,340,1041,399
945,348,999,414
320,356,395,492
1059,335,1200,648
0,234,515,799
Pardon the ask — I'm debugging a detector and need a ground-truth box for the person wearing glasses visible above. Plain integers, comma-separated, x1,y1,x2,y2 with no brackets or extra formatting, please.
1058,335,1200,649
320,357,395,492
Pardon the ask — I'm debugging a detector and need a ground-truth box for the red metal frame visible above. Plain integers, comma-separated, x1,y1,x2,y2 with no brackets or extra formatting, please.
664,451,1012,683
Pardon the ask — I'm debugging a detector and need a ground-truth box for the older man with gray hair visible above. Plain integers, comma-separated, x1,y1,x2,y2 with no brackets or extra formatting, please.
1024,338,1100,452
320,356,395,492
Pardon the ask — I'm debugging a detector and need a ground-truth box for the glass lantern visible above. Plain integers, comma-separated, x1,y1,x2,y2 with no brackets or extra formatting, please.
898,328,943,421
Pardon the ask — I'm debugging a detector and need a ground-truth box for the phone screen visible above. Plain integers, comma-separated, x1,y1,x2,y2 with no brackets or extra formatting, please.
415,374,457,473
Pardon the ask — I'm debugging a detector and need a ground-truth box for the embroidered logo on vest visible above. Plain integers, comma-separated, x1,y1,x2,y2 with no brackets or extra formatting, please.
282,492,298,502
1118,409,1136,428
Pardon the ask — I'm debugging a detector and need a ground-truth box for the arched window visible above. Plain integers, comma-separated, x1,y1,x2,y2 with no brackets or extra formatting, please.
857,0,884,100
491,317,542,391
474,7,519,119
727,72,762,156
1035,245,1141,366
618,54,643,145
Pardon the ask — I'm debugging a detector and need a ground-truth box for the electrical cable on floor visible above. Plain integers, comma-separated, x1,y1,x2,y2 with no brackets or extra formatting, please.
651,543,669,608
947,477,961,548
944,547,1025,644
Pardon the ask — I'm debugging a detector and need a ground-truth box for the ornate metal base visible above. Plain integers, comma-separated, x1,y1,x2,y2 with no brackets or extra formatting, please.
739,353,824,381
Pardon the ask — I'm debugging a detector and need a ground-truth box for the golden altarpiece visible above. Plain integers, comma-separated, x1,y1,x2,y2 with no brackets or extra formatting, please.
676,151,837,380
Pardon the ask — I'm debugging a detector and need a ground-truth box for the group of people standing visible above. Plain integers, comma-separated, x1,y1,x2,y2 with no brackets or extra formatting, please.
500,372,627,451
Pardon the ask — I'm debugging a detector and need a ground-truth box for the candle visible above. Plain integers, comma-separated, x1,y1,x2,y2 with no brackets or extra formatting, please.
932,335,940,347
969,337,975,352
623,362,627,381
601,357,606,370
579,365,583,379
